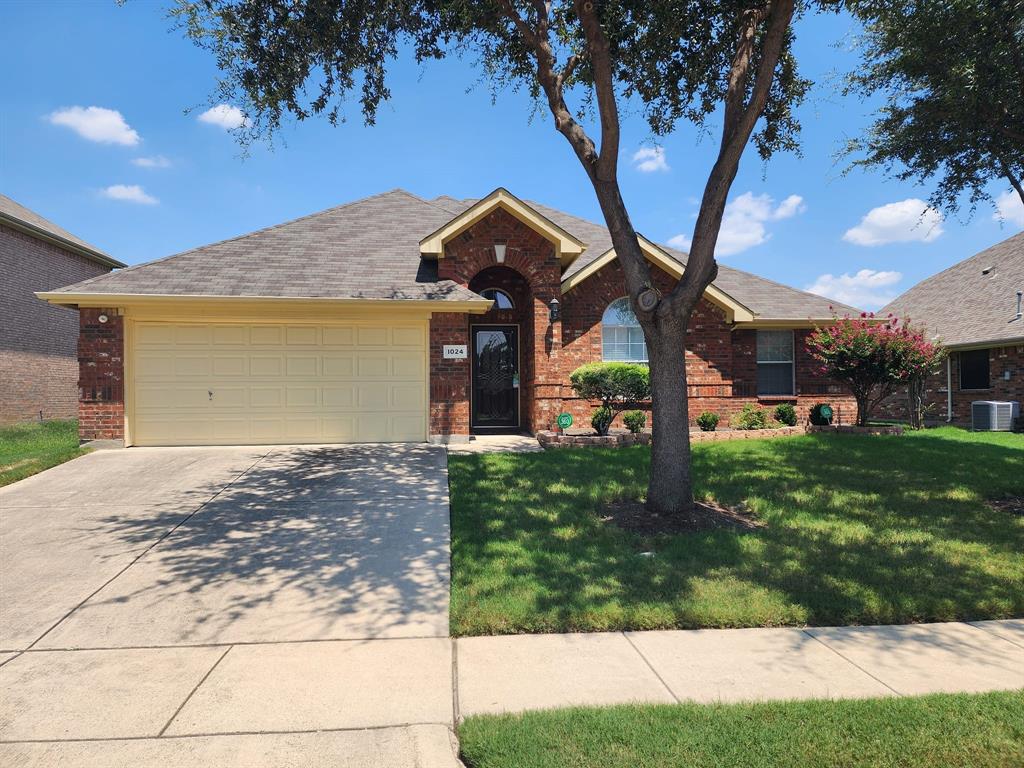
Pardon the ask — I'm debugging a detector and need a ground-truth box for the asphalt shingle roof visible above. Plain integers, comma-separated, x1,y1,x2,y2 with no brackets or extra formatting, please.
52,188,862,318
882,231,1024,348
0,193,123,268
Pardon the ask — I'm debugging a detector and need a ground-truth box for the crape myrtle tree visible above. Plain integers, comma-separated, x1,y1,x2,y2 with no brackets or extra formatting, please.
174,0,829,515
807,314,944,427
844,0,1024,215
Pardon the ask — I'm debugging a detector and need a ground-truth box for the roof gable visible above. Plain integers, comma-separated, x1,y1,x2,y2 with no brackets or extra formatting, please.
418,187,586,266
0,193,124,268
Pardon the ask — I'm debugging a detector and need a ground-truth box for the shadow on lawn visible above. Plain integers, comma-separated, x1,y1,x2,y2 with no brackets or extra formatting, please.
449,431,1024,634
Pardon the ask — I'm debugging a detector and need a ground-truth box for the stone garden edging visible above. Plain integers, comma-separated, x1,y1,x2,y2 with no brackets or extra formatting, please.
537,422,903,448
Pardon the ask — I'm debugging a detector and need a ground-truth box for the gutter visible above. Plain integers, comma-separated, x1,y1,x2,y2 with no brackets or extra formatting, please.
0,212,126,269
946,356,953,423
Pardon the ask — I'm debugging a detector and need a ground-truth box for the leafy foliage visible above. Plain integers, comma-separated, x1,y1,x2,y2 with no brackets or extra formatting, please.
591,406,614,436
774,402,798,426
844,0,1024,215
734,403,770,430
696,411,720,432
622,410,646,434
807,314,944,426
570,363,651,436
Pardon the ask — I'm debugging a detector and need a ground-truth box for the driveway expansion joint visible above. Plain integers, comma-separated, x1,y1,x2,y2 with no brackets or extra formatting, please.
158,645,235,737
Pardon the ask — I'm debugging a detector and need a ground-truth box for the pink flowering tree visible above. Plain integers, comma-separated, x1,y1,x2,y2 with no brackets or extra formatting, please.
807,314,944,427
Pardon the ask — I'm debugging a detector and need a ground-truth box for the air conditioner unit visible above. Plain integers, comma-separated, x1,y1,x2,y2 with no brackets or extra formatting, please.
971,401,1020,431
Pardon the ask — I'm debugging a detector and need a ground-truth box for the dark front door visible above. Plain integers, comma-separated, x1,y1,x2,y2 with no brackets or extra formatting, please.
471,325,519,430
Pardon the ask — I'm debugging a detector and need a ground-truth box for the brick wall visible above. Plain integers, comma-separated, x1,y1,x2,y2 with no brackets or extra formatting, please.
78,308,125,440
879,344,1024,425
425,208,857,436
0,223,113,423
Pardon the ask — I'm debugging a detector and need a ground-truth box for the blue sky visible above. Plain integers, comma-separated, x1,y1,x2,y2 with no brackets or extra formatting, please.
2,1,1022,310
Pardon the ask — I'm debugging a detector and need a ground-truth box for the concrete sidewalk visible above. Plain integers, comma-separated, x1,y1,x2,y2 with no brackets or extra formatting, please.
456,620,1024,717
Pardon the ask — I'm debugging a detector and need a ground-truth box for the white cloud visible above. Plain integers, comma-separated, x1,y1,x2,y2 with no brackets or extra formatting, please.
48,106,140,146
667,192,806,256
992,189,1024,228
198,104,247,130
101,184,158,205
843,199,944,246
632,146,669,173
806,269,903,311
132,155,171,169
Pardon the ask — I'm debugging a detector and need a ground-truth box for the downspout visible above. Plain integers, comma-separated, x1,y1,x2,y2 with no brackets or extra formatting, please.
946,355,953,422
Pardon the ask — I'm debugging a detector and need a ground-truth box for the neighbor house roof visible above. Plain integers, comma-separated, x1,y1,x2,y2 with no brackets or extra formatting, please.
44,188,860,320
882,231,1024,349
0,193,125,269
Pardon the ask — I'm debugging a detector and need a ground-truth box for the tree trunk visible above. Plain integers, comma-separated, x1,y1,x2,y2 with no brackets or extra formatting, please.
645,315,694,514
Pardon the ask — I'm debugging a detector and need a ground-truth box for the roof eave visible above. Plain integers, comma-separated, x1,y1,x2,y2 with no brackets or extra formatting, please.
2,212,126,269
35,291,494,314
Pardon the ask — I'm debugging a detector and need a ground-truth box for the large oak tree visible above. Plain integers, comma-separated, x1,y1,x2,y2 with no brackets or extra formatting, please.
175,0,822,514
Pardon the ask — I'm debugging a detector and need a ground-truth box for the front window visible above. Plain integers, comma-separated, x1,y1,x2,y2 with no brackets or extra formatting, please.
959,349,990,390
480,288,514,310
602,297,648,362
756,330,794,395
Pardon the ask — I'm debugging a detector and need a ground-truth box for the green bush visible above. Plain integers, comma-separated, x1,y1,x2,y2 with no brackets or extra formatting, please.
734,403,769,430
696,411,719,432
591,406,614,436
774,403,798,426
622,410,646,434
570,362,650,436
810,402,834,426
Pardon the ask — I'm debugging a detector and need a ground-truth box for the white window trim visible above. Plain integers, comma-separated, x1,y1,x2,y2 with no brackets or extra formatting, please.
602,297,648,363
755,329,796,396
480,287,515,310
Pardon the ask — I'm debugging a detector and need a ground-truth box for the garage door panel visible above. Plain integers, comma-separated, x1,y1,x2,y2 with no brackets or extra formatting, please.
132,320,426,445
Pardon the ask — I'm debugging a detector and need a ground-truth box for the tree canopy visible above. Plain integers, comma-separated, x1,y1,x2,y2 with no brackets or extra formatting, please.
844,0,1024,215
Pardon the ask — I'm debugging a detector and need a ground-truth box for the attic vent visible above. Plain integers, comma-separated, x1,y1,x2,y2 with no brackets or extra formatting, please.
981,266,994,275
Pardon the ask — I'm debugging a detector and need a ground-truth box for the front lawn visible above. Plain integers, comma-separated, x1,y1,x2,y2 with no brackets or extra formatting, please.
0,420,88,487
449,428,1024,635
458,691,1024,768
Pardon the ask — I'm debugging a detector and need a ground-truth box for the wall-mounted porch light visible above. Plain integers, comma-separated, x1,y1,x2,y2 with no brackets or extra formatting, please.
548,296,561,322
493,242,507,263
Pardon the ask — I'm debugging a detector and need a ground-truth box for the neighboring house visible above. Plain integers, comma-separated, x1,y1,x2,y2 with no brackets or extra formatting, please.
881,231,1024,426
1,194,125,425
38,188,859,446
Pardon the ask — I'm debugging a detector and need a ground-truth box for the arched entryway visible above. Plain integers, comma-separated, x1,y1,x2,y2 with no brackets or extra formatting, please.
468,266,534,433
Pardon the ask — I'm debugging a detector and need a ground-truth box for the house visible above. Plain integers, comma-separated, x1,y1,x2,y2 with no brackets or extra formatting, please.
881,230,1024,426
1,194,125,424
37,188,859,446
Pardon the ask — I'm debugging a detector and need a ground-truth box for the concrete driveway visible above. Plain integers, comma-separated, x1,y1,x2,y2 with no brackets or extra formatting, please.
0,445,460,766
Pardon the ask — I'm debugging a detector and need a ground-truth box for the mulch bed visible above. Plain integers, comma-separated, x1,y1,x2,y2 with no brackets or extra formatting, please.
601,498,762,536
987,496,1024,516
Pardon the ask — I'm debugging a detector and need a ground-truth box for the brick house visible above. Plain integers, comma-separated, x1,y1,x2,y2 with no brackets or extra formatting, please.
38,188,859,446
1,194,124,425
881,231,1024,427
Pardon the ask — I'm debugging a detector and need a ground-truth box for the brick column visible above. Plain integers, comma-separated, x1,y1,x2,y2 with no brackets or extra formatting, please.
78,308,124,441
429,312,470,440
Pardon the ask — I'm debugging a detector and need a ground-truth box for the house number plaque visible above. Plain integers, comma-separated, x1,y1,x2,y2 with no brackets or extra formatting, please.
443,344,468,359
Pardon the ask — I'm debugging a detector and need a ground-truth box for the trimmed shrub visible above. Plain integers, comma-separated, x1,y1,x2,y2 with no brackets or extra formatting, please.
696,411,719,432
570,362,650,436
810,402,834,426
623,410,646,434
734,403,769,430
774,403,798,426
591,406,614,436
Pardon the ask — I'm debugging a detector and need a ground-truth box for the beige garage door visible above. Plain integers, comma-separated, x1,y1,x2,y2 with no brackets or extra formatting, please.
131,321,427,445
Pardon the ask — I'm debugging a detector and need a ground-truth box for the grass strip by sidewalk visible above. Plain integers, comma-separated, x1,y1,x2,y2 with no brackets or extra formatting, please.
0,420,88,487
459,690,1024,768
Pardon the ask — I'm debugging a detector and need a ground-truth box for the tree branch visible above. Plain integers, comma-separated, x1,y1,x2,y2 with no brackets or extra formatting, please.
997,154,1024,207
665,0,795,317
573,0,620,181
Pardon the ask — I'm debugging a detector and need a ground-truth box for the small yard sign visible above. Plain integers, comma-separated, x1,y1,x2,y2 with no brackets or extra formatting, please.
443,344,468,359
556,412,573,429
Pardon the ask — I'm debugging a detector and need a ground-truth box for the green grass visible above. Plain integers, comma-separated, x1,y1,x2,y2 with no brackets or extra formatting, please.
0,420,88,487
449,427,1024,635
458,691,1024,768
